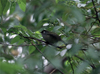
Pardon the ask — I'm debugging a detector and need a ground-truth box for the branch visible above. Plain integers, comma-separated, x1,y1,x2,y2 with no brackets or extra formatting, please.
50,69,56,74
0,43,44,47
31,42,64,74
19,34,45,43
86,23,93,35
19,34,65,49
74,55,96,69
0,43,32,47
92,0,100,24
68,57,74,74
85,16,96,20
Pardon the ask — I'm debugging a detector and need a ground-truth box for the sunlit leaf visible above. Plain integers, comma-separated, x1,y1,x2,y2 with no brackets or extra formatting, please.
17,0,26,12
56,0,58,3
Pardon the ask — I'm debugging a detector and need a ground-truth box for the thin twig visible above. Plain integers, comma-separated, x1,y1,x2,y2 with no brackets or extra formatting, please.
74,55,96,69
82,50,96,68
71,57,77,68
0,43,43,47
19,34,45,43
50,69,56,74
92,0,100,24
85,16,96,20
85,23,93,35
21,34,65,49
68,57,74,74
31,42,64,74
0,43,32,46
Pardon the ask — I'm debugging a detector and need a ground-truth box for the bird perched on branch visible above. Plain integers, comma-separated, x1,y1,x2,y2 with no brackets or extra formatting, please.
41,30,67,46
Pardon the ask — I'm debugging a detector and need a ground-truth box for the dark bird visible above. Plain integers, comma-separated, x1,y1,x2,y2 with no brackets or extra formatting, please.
41,30,66,45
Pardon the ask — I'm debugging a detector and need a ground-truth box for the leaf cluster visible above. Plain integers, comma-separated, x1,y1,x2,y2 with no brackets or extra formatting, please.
0,0,100,74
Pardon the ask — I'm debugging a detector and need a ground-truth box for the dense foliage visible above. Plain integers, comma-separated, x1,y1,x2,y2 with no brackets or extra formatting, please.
0,0,100,74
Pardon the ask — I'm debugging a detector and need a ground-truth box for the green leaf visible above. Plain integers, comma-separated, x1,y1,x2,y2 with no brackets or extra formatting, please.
53,26,62,31
11,35,20,44
91,27,100,37
0,0,3,15
4,54,14,60
80,0,89,4
18,39,24,45
87,47,99,59
64,26,71,33
0,53,14,60
29,46,35,54
85,2,93,8
75,62,89,74
55,0,58,3
51,58,61,68
1,28,7,33
27,30,34,36
1,0,7,11
69,43,82,56
33,31,41,38
91,66,100,74
14,24,27,31
13,25,28,35
7,27,19,34
3,1,10,15
10,2,16,14
72,7,85,23
44,46,57,57
0,70,5,74
17,0,26,12
0,61,26,74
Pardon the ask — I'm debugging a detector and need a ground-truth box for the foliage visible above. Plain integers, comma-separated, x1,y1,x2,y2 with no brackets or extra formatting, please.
0,0,100,74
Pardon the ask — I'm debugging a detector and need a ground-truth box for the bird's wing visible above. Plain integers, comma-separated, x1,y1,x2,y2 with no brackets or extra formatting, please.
47,33,61,41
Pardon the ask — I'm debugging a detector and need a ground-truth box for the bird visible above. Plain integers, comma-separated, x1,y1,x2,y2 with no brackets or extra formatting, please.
41,30,67,45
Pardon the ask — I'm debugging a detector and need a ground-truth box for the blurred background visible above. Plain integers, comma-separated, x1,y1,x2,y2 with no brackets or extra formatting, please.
0,0,100,74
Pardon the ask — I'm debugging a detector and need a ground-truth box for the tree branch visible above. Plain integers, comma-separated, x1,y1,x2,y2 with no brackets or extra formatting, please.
74,55,96,69
68,57,74,74
19,34,65,49
19,34,45,43
0,43,32,47
0,43,44,47
31,42,64,74
92,0,100,24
